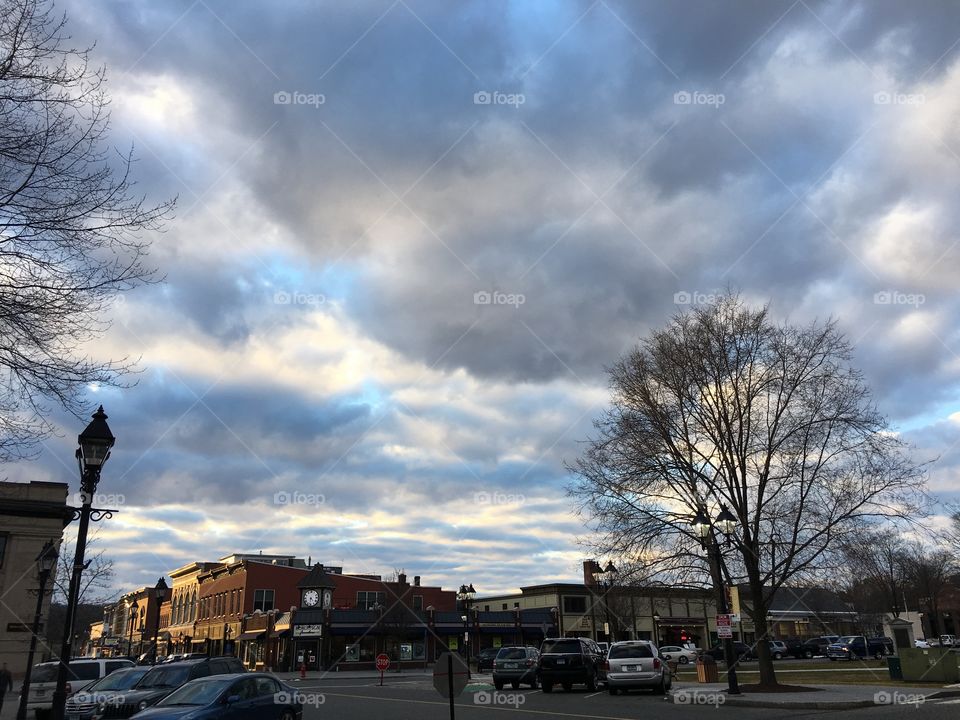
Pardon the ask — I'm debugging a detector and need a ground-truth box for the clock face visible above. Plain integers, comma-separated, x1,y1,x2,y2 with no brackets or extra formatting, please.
302,590,320,607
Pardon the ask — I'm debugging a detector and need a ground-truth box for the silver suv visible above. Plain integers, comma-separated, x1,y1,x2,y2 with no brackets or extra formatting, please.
605,641,671,695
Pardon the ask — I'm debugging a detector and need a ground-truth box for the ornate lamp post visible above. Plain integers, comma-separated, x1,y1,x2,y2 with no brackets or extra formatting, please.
127,600,138,658
52,406,116,720
597,561,618,644
692,504,740,695
16,541,58,720
152,578,168,663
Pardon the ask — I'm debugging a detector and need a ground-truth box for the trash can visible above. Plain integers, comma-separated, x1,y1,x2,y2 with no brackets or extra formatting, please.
887,656,902,680
696,655,719,683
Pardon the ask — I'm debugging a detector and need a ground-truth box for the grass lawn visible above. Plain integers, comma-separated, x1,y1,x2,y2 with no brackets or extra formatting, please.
672,662,939,687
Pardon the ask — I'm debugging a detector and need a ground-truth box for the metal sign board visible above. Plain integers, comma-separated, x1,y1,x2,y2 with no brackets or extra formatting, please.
718,625,733,639
293,624,323,637
433,651,470,699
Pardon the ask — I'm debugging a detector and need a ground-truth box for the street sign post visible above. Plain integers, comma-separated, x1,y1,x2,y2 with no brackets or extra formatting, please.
434,651,470,720
376,653,390,685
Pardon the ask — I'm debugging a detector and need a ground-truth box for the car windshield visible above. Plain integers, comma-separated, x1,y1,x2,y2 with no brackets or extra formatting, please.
838,636,858,644
609,644,653,659
496,648,526,660
87,669,149,691
137,666,191,688
542,640,580,654
157,678,233,707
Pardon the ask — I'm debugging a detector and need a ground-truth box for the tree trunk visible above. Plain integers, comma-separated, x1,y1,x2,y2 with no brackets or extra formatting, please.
746,572,778,687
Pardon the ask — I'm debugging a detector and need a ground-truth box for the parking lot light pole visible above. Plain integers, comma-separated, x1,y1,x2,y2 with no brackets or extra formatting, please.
152,578,168,662
52,406,116,720
16,541,58,720
692,504,740,696
598,561,618,644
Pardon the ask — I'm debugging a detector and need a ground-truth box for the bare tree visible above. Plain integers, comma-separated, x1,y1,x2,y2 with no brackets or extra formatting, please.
0,0,173,460
902,542,956,639
53,537,115,606
570,294,928,686
839,528,907,617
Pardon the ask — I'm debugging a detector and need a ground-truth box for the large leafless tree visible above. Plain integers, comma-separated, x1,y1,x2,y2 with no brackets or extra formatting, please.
839,528,908,617
0,0,172,460
570,294,928,686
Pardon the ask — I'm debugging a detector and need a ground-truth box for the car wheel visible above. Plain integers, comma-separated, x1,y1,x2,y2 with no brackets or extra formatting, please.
562,682,572,691
280,711,295,720
494,679,504,691
679,656,689,664
774,653,783,660
511,680,520,690
874,651,884,660
804,650,813,659
585,672,597,692
652,677,666,695
608,686,618,695
542,682,553,693
529,676,538,689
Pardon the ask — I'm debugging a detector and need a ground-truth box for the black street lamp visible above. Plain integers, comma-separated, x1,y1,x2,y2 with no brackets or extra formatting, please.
127,600,138,658
16,541,58,720
692,503,741,696
52,406,117,720
597,561,618,644
152,578,168,663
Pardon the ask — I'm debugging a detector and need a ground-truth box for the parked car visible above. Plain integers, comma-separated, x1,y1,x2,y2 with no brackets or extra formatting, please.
476,647,500,672
940,635,957,648
605,641,671,695
915,639,931,649
657,645,699,664
129,673,301,720
492,646,539,690
538,637,606,693
23,658,135,719
826,636,894,660
790,636,838,659
65,667,152,720
597,642,609,656
93,656,245,719
703,641,752,664
768,641,789,660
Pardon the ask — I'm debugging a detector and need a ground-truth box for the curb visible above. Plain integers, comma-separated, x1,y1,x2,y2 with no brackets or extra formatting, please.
669,686,960,710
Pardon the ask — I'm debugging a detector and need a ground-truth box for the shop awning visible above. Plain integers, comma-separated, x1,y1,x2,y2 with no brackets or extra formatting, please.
237,631,265,641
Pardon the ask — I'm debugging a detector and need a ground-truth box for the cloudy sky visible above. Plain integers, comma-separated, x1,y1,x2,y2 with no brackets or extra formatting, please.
12,0,960,598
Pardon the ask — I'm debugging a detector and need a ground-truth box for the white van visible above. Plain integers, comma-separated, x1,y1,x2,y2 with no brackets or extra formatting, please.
22,658,134,719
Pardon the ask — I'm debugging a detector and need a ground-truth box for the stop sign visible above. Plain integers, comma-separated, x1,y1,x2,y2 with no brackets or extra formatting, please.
375,653,390,672
433,651,470,699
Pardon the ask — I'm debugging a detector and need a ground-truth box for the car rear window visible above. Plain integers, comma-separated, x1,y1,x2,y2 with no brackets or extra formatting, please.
496,648,526,660
609,644,654,659
138,666,191,688
542,640,581,654
69,663,102,680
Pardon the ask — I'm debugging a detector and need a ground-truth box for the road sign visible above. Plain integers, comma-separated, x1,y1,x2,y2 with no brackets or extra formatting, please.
433,651,470,698
717,614,732,639
716,614,731,626
375,654,390,672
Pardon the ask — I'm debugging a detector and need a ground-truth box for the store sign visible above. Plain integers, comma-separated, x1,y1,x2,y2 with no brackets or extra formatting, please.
293,624,323,637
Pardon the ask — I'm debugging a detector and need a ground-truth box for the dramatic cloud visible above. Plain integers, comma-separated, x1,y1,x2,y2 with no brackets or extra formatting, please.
10,0,960,597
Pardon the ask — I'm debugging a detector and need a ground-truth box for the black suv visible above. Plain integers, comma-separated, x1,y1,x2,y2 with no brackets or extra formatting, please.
538,637,605,693
92,656,245,718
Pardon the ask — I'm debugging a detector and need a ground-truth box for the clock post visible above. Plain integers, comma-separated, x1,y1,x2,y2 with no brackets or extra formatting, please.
294,563,337,671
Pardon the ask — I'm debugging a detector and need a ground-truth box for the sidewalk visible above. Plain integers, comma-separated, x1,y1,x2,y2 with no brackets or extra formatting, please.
669,682,960,709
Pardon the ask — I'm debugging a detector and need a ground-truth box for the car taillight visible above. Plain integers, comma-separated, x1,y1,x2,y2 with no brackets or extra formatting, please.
653,658,661,670
492,661,497,669
601,659,609,671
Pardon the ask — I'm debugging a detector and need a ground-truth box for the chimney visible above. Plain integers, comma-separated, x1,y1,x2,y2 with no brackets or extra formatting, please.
398,572,407,585
414,576,420,587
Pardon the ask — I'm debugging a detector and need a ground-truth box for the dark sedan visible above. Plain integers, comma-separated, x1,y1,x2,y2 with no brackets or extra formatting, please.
476,647,499,672
130,674,301,720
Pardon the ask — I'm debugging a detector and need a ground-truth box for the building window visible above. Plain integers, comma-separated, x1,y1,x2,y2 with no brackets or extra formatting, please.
563,596,587,614
412,595,423,611
356,591,386,610
514,602,520,608
253,589,275,612
0,533,8,568
502,603,508,610
484,605,490,612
